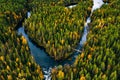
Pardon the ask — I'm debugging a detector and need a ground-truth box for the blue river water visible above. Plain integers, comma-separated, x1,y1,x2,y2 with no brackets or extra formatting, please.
18,0,104,79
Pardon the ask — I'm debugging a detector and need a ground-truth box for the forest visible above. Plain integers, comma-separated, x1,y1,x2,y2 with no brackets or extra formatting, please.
0,0,119,80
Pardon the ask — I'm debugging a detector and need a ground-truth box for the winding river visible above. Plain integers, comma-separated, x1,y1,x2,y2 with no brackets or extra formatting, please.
18,0,105,79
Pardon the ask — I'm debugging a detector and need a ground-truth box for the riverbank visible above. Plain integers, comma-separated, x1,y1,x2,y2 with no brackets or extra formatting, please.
0,0,120,80
24,0,92,61
0,1,44,79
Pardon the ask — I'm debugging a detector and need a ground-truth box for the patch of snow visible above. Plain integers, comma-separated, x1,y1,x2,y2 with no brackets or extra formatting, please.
68,5,76,8
92,0,104,12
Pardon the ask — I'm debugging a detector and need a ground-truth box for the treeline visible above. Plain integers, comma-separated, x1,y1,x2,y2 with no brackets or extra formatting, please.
0,0,43,79
50,0,120,79
28,0,87,8
24,0,92,60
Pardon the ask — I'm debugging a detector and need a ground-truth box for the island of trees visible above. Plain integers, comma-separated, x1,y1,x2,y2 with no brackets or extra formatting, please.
0,0,120,80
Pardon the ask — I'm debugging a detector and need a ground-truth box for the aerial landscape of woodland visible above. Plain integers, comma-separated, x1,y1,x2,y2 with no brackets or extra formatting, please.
0,0,120,80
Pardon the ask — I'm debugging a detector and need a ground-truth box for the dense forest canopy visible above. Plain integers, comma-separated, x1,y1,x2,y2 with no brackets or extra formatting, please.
0,0,120,80
24,0,92,60
0,0,43,79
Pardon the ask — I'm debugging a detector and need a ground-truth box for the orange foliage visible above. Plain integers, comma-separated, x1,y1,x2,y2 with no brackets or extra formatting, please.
80,53,84,58
57,70,64,79
16,58,19,62
6,65,10,70
7,75,12,80
21,36,27,45
0,56,4,61
80,75,86,80
88,54,92,60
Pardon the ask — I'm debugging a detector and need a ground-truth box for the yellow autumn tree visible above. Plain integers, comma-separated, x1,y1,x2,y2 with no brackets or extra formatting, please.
80,75,86,80
21,36,27,45
57,70,64,80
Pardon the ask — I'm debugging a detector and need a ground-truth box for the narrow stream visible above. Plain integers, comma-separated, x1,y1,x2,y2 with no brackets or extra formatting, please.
18,0,104,79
